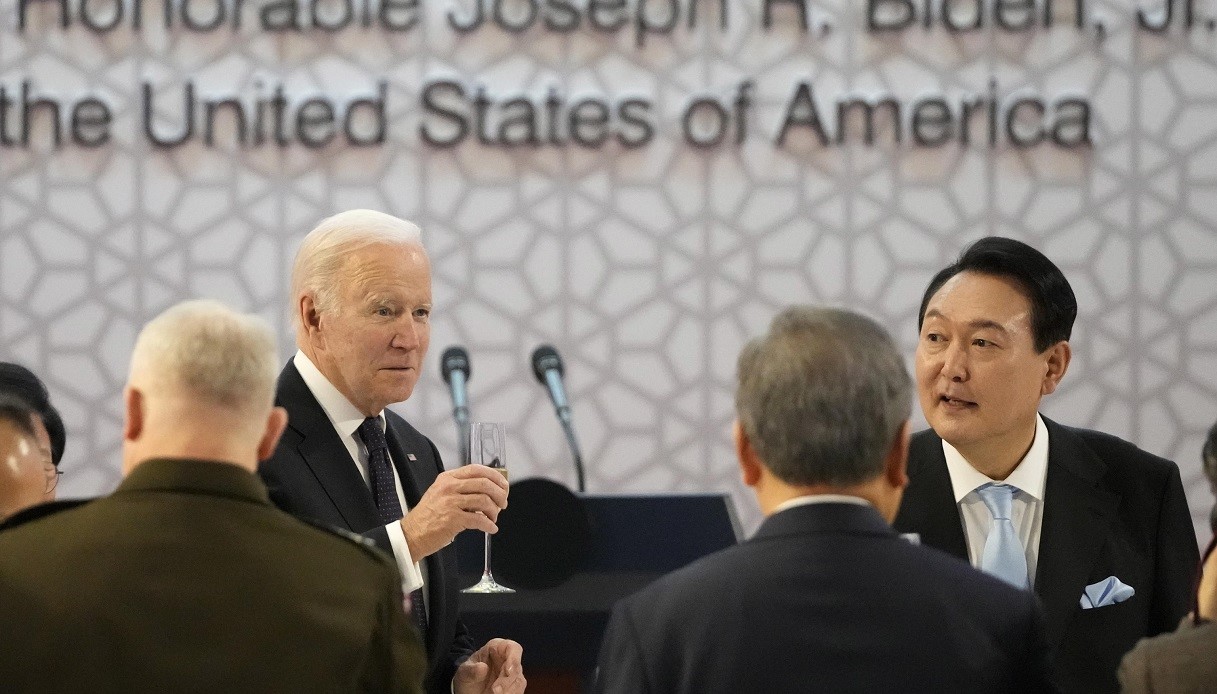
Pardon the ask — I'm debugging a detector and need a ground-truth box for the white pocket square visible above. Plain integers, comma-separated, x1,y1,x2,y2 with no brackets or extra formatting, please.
1079,576,1135,609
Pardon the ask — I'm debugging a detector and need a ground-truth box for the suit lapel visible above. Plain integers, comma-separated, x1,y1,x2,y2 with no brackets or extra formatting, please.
1034,417,1120,649
278,362,382,533
897,431,969,561
384,419,425,508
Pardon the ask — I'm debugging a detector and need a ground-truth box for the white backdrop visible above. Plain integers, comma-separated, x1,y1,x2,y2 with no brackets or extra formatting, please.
2,0,1216,539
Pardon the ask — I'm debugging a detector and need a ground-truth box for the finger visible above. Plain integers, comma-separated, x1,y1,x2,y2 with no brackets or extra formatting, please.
459,495,503,521
463,510,498,534
447,465,510,489
453,478,509,507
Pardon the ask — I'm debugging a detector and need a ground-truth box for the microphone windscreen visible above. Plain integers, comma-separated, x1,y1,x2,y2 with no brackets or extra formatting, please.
530,345,563,383
440,346,470,384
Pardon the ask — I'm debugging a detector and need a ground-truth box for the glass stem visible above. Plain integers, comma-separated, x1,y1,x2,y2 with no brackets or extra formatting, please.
482,531,493,579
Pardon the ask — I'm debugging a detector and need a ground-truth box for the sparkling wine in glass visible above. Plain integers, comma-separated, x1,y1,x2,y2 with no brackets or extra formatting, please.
462,422,514,594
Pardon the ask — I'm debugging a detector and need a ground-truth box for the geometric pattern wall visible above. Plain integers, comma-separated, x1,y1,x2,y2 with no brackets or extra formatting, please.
2,1,1215,539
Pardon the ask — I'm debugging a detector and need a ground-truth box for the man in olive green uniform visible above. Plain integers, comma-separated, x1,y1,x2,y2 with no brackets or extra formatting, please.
0,300,426,693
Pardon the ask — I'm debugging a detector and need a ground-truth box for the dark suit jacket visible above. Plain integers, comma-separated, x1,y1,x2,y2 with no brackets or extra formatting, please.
1118,619,1217,694
595,502,1058,694
893,418,1199,694
258,361,473,694
0,458,425,694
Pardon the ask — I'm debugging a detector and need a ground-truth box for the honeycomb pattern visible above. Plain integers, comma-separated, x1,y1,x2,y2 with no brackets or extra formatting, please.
1,1,1215,539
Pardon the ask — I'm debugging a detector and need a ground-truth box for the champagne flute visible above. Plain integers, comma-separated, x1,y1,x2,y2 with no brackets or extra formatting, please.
462,422,515,594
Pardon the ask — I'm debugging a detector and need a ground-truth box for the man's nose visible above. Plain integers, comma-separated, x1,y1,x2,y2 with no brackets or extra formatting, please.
392,319,421,350
942,343,969,382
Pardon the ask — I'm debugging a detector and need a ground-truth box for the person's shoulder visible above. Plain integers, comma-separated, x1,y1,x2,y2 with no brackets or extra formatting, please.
1123,622,1217,671
1057,422,1177,474
289,516,400,573
901,540,1041,613
0,498,94,532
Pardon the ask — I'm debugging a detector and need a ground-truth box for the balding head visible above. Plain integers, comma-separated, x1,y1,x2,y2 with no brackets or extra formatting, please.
124,300,287,474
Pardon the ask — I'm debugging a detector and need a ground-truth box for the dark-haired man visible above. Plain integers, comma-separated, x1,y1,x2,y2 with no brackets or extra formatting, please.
0,362,66,496
893,237,1197,694
0,395,49,521
596,307,1057,694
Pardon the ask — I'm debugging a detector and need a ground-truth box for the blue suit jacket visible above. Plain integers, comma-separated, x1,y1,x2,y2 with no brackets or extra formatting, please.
258,361,473,694
893,418,1198,694
596,501,1057,694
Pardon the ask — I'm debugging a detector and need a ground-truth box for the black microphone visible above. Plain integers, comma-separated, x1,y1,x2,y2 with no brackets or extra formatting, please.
531,345,586,492
440,346,472,466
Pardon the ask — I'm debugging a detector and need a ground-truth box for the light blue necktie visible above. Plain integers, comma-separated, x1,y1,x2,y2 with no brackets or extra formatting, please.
976,483,1029,590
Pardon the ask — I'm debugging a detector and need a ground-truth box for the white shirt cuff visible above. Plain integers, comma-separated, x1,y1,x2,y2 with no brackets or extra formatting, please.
386,521,425,594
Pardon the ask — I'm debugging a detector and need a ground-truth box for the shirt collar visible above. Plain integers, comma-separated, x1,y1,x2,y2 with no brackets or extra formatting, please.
293,350,382,440
772,494,872,515
943,414,1049,503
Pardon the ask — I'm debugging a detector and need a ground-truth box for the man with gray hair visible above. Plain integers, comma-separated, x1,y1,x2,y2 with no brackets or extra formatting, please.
259,210,524,694
0,300,426,692
594,306,1058,694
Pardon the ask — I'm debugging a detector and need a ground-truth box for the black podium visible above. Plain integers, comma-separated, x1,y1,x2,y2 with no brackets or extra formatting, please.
454,488,741,693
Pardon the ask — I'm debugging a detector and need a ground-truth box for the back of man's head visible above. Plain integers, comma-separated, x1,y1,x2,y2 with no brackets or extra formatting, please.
0,362,65,466
124,300,284,473
0,395,47,519
736,307,912,489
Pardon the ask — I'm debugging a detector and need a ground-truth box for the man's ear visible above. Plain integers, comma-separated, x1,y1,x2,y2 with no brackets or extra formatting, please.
256,407,289,462
300,294,322,338
734,420,762,487
123,387,144,443
1041,341,1071,395
884,420,911,491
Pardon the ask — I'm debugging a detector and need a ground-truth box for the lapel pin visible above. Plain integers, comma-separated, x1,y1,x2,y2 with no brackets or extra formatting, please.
407,453,417,461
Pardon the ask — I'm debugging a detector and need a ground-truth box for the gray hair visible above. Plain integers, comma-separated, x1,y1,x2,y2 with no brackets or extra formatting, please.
735,306,912,487
291,209,423,326
129,300,279,416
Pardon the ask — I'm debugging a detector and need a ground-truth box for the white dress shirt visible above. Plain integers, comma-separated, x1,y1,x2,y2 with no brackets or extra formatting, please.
772,494,872,515
943,414,1049,587
293,351,427,598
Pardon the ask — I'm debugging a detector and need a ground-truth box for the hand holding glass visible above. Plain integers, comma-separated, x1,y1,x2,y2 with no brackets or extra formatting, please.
462,422,514,594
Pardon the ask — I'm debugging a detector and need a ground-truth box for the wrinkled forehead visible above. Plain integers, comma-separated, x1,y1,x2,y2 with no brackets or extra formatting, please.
339,242,431,295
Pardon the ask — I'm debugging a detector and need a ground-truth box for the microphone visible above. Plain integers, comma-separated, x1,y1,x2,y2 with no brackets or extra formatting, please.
531,345,586,492
440,346,472,466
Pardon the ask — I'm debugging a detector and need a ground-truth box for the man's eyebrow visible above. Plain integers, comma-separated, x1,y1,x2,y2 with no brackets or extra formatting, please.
922,310,1010,334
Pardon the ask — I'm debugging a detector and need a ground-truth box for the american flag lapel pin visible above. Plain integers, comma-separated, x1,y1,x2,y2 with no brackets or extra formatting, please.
407,453,417,461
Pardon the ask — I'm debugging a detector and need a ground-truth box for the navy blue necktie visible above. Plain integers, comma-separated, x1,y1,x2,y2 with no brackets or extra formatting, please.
358,417,428,637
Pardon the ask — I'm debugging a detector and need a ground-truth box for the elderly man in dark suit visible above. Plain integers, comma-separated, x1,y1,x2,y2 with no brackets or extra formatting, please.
258,209,525,694
0,299,426,692
893,237,1198,694
595,306,1058,694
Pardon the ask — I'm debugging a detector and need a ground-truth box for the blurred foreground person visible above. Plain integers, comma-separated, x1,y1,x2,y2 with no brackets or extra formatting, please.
0,396,49,520
594,306,1057,694
0,362,65,499
1117,422,1217,694
0,300,425,693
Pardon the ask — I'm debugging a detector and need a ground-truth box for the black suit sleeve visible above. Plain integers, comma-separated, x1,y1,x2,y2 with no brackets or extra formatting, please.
1014,594,1063,694
1149,464,1199,637
594,600,654,694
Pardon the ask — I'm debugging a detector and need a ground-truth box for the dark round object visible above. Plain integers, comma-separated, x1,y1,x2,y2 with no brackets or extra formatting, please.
492,477,590,589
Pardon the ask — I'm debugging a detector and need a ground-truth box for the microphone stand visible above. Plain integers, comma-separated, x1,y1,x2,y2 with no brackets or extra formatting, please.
556,407,586,493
